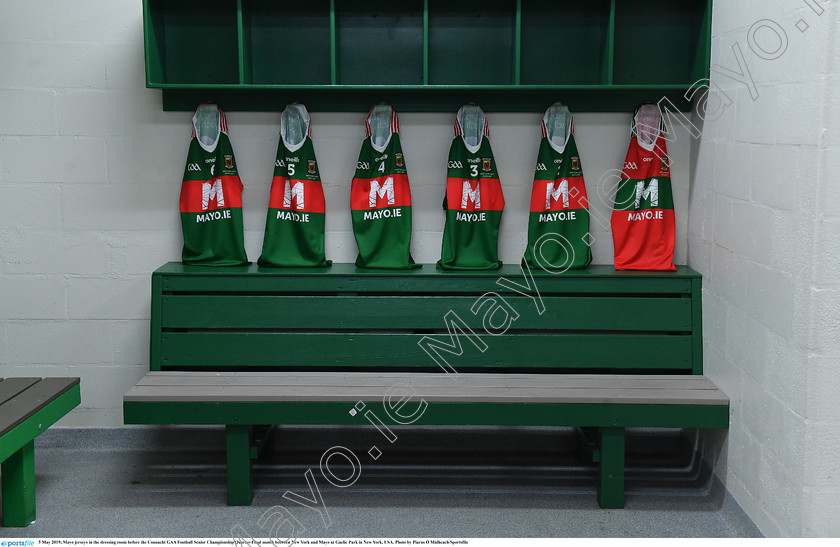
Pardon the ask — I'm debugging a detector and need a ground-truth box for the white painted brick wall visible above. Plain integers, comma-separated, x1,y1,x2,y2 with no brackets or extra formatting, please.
2,231,109,275
806,357,840,424
771,211,816,279
722,305,768,384
750,145,798,212
0,42,106,89
691,0,840,537
713,142,753,200
0,90,57,135
0,137,108,183
111,320,149,366
58,90,170,137
67,277,150,321
60,184,177,231
819,146,840,216
0,185,62,230
731,87,778,145
764,329,808,417
0,0,52,41
50,0,139,44
804,423,840,487
7,321,114,365
802,487,840,536
0,277,65,320
808,287,840,357
814,219,840,286
0,323,8,363
743,261,794,337
759,455,804,536
102,231,182,274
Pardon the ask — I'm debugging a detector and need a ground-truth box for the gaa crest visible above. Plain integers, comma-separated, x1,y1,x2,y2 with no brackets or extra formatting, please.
660,156,669,172
482,158,491,171
308,159,317,175
571,156,580,171
224,155,234,169
395,153,403,167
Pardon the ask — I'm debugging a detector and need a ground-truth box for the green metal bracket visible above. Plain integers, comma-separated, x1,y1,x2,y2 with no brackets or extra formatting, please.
576,427,602,463
249,425,276,461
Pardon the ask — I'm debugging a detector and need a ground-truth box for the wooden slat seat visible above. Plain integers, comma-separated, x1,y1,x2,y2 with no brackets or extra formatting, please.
125,371,728,408
0,377,80,527
124,262,729,509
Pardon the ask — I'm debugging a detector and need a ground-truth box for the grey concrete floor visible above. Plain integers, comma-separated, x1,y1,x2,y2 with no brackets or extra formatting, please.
2,427,761,538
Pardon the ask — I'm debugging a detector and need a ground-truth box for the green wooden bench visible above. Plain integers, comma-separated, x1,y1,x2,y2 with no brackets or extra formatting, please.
124,262,728,508
1,377,80,527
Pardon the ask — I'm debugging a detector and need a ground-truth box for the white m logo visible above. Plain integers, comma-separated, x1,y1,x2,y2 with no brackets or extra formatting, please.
283,180,305,210
369,177,395,208
460,181,481,209
545,180,569,209
635,178,659,209
201,179,225,210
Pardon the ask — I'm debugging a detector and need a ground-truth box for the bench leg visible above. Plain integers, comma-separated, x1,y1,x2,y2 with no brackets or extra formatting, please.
226,425,254,506
597,427,626,509
2,439,36,526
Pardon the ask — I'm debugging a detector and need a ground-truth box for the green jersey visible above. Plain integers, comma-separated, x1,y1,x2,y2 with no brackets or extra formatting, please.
351,105,418,269
524,104,592,270
179,103,248,266
437,105,505,270
258,104,330,268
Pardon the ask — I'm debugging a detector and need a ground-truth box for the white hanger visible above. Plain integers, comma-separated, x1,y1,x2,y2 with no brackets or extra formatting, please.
635,104,661,151
370,104,393,151
281,103,310,152
458,104,485,152
193,103,221,152
545,102,571,153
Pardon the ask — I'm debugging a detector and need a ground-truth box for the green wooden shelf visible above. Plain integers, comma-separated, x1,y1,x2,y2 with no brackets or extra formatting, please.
144,0,712,112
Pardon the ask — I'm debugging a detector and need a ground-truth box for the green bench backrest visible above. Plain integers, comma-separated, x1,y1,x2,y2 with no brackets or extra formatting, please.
151,263,703,374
